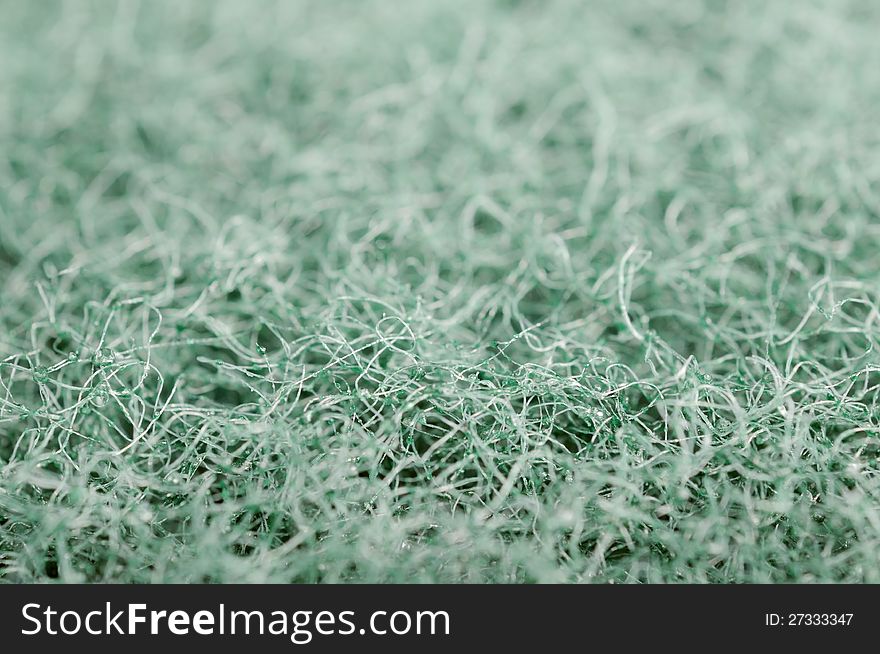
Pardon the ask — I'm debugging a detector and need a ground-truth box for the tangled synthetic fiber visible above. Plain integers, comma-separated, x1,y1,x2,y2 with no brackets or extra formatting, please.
3,0,880,583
